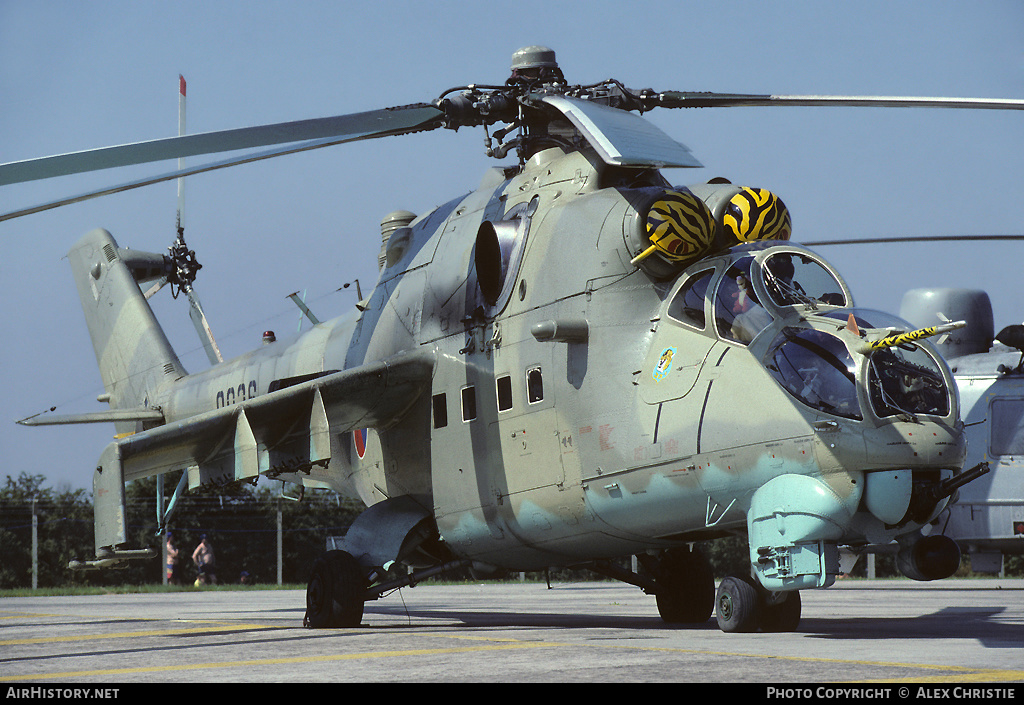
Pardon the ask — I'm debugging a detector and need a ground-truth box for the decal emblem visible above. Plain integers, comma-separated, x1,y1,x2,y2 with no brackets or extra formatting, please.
653,347,676,381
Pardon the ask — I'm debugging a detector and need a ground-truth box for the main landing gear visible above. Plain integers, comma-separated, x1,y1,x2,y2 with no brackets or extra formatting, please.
304,550,366,628
303,547,472,628
643,546,716,624
302,543,801,633
638,547,801,631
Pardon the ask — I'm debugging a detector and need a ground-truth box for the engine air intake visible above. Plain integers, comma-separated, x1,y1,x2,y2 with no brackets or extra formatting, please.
630,189,715,267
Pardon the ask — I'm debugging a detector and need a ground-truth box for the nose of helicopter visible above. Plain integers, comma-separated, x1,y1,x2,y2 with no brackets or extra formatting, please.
813,416,965,483
861,418,966,471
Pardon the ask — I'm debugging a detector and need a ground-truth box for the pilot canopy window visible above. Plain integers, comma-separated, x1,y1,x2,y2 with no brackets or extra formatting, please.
766,327,862,419
715,257,772,345
667,269,713,329
762,252,847,308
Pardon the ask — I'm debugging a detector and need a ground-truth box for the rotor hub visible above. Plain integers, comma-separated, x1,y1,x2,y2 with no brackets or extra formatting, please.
510,45,558,71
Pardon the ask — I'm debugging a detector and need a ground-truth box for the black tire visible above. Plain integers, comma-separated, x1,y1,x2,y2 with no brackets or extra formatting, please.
715,575,759,633
655,547,715,624
759,590,801,632
304,550,365,628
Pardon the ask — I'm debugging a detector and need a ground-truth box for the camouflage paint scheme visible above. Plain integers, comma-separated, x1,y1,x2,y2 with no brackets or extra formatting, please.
66,144,966,592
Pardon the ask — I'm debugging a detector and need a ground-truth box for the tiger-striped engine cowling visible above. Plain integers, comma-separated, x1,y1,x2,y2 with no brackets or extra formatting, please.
721,186,792,246
630,189,716,268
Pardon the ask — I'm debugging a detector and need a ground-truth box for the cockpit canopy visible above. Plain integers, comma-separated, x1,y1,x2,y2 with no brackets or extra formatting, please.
766,327,862,419
665,245,953,422
667,245,850,345
766,309,953,422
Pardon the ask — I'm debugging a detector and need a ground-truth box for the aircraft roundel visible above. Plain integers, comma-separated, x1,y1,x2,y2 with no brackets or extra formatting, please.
353,429,367,459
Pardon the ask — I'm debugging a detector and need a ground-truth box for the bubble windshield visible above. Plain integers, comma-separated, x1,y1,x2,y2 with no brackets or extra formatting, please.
765,328,862,419
714,257,773,344
762,252,847,308
823,307,950,418
824,308,952,419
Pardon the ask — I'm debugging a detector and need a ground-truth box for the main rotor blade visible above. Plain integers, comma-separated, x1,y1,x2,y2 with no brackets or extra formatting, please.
654,92,1024,111
1,132,409,222
0,103,444,186
802,234,1024,246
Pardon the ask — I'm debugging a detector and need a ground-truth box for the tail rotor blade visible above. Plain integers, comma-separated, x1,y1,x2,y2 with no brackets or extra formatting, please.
185,285,223,365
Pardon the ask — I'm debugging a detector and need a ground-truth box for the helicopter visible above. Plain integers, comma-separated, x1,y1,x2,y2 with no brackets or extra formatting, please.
796,237,1024,577
898,286,1024,574
4,46,1022,633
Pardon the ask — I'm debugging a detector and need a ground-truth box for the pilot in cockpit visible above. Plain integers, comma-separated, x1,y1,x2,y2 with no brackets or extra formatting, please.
722,271,773,344
764,254,806,305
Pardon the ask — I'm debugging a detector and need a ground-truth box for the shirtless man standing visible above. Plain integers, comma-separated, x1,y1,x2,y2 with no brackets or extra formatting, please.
192,534,217,585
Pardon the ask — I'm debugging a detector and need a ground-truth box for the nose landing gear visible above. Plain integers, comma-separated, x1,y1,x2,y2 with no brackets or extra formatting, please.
715,574,802,633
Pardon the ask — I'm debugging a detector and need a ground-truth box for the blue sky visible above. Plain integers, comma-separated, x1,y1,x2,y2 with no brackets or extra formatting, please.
2,0,1022,490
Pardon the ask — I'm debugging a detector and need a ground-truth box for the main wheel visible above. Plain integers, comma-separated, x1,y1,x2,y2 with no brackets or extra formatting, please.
715,575,759,633
759,590,801,632
304,550,365,628
655,547,715,624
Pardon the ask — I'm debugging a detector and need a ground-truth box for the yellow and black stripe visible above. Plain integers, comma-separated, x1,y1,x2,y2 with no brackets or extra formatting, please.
636,190,715,265
722,187,792,244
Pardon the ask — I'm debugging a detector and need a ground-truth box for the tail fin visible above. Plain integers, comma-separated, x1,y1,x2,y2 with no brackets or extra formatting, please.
68,229,186,424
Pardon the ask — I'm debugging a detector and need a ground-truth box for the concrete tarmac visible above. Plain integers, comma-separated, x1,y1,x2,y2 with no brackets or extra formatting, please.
1,579,1022,684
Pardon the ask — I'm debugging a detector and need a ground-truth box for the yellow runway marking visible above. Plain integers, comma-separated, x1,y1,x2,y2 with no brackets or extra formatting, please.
0,612,63,621
0,643,551,681
443,636,1024,683
3,623,1022,683
0,622,284,646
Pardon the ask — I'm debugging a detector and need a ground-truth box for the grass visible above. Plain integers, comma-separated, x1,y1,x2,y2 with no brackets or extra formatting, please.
0,583,308,598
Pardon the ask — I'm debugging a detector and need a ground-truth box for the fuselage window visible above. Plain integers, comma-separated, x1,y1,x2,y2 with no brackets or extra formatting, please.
432,393,448,429
667,269,714,329
990,398,1024,455
461,386,477,422
527,367,544,404
496,375,513,412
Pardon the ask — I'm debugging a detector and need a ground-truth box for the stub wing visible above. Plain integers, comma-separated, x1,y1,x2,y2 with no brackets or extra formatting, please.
88,348,435,562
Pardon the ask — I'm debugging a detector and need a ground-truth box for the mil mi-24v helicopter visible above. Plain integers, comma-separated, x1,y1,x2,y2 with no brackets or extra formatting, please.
898,286,1024,573
5,47,1023,632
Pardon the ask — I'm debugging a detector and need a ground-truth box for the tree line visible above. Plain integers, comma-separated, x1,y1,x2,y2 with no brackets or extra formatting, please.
0,471,364,588
1,471,1018,590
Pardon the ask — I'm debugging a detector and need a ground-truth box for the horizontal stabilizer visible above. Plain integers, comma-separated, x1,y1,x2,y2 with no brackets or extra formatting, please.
69,548,156,571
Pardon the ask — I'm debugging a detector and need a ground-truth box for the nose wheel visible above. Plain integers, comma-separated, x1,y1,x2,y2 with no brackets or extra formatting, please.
715,574,801,632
